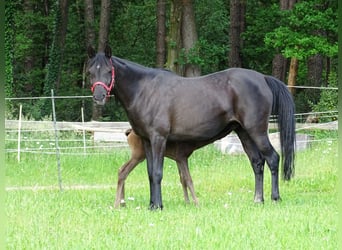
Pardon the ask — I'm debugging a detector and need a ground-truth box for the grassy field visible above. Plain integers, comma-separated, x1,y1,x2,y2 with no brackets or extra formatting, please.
5,131,337,249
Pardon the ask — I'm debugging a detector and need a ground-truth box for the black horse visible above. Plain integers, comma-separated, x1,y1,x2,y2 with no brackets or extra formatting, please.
87,45,296,210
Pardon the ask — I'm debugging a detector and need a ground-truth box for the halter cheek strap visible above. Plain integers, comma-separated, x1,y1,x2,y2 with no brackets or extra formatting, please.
91,59,115,96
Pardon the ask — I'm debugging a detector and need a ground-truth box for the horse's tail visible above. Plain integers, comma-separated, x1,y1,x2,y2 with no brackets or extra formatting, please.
264,75,296,180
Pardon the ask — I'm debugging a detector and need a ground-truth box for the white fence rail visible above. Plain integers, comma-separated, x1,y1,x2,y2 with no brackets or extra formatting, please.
5,120,131,133
6,119,338,155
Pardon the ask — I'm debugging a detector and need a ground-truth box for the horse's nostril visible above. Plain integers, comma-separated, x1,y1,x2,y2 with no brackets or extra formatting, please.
93,93,106,101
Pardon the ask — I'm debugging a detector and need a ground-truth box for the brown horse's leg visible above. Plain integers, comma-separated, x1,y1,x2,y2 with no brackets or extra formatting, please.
114,158,142,208
236,127,265,203
114,129,145,208
176,161,190,203
176,159,199,205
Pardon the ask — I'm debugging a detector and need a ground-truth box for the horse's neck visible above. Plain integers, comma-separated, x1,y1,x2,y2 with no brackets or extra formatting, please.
112,58,143,108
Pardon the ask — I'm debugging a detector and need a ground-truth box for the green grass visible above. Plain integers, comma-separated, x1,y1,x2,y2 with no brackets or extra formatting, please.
5,136,337,249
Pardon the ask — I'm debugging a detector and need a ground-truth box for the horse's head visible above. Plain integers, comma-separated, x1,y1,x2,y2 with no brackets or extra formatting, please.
87,45,115,106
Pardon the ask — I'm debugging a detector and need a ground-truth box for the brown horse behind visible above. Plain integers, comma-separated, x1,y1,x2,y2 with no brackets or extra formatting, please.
114,129,199,208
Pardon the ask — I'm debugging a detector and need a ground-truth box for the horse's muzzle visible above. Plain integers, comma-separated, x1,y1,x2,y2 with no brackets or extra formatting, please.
92,85,107,105
93,98,106,106
93,93,106,106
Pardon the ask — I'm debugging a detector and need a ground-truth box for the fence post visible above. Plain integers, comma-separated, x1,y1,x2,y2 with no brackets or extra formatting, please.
17,104,22,162
51,89,63,191
81,107,86,155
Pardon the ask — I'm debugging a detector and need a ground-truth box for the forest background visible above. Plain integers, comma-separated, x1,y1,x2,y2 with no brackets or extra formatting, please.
5,0,338,122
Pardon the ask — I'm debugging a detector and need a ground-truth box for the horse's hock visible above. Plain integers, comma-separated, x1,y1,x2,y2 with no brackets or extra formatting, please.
214,133,313,155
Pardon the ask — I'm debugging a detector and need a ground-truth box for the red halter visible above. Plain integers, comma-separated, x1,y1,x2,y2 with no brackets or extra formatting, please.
91,59,115,96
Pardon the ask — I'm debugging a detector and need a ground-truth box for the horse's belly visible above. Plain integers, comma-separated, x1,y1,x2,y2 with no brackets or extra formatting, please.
169,115,230,141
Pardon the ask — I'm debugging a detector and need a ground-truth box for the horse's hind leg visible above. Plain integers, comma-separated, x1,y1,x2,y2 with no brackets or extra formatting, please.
248,130,281,201
115,129,145,208
114,158,143,208
176,161,190,203
176,158,199,205
236,127,265,203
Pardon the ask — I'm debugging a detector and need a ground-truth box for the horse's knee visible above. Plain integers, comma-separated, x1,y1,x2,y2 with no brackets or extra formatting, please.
153,168,163,184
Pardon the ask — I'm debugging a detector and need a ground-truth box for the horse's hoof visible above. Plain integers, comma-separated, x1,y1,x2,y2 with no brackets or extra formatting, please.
149,204,163,211
254,197,264,204
271,196,282,202
113,199,126,209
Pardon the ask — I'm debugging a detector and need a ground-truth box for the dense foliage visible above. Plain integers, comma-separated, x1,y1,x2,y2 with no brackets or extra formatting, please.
265,0,338,60
5,0,338,121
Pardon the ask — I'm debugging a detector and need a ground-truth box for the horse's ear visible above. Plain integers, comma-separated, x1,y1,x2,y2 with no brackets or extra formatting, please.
87,45,96,58
104,44,112,58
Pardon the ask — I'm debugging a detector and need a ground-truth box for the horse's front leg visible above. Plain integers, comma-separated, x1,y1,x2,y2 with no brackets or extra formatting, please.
143,140,154,206
145,135,166,210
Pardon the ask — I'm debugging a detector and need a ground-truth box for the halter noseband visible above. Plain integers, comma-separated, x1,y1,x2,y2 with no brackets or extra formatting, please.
90,59,115,96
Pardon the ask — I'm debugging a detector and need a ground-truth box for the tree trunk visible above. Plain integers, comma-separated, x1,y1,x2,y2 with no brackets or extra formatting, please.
288,57,298,95
23,0,34,92
84,0,101,121
44,0,69,92
57,0,69,90
307,54,323,87
98,0,110,52
43,0,69,116
272,0,296,82
285,0,298,93
92,0,110,120
5,1,15,102
181,0,201,76
272,53,287,82
166,0,183,75
84,0,95,48
306,54,323,104
280,0,296,9
306,28,324,104
156,0,166,68
229,0,245,68
239,0,246,63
